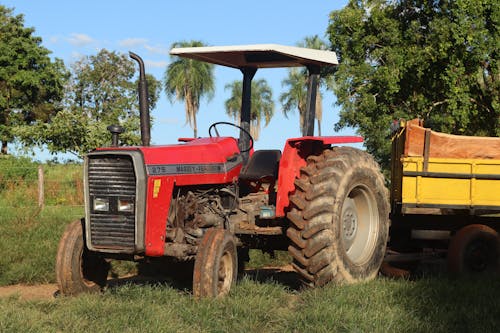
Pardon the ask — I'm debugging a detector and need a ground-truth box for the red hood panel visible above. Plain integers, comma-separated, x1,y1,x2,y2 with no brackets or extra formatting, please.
140,137,240,164
95,137,243,185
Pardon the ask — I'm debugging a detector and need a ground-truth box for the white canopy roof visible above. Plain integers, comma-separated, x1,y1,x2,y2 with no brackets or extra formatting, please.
169,44,338,69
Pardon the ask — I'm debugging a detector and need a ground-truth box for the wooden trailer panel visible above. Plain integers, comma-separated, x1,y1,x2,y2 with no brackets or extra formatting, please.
391,120,500,213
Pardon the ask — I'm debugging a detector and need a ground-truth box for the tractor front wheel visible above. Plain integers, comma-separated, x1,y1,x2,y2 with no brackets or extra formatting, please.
193,228,237,297
56,220,109,295
287,147,389,286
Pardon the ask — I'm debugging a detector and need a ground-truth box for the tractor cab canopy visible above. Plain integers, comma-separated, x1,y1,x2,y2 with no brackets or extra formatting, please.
169,44,338,69
170,44,339,161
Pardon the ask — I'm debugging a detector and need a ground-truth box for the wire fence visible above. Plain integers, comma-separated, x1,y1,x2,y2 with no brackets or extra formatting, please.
0,164,85,220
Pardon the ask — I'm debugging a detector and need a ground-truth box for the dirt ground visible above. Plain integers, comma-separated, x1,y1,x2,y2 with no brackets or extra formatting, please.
0,283,58,301
0,265,299,301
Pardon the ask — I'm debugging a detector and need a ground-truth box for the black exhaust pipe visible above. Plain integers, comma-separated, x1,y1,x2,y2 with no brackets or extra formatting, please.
129,52,151,146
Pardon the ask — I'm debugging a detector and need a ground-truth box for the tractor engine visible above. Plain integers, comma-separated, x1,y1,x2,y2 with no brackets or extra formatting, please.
166,185,237,246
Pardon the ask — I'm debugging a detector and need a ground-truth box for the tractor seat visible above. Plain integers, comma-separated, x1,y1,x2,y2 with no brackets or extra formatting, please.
239,150,282,184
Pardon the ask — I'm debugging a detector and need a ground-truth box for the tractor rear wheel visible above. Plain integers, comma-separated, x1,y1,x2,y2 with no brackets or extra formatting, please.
287,147,389,286
193,228,237,297
447,224,499,275
56,220,109,295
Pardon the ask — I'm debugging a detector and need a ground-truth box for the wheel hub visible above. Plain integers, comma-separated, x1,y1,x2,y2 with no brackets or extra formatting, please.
340,185,379,265
218,251,234,295
342,198,358,250
343,206,358,242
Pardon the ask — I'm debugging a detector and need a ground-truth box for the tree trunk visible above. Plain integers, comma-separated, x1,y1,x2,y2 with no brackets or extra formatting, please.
193,109,198,138
316,90,322,136
1,141,7,155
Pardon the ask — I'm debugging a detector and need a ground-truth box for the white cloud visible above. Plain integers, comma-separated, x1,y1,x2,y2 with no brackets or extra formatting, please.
145,60,168,68
67,33,95,46
144,44,170,55
118,38,148,48
70,51,85,60
48,36,60,44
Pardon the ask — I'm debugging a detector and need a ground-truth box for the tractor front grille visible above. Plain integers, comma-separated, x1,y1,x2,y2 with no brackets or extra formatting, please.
87,155,137,251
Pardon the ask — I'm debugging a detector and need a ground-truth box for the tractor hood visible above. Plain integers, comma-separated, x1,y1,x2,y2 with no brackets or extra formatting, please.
95,136,243,185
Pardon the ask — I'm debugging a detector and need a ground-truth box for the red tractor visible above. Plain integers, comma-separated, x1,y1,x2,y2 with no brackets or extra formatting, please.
56,45,389,297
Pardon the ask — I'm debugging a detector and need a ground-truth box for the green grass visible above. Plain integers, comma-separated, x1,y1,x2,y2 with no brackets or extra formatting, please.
0,206,81,285
0,276,499,333
0,159,83,286
1,158,500,332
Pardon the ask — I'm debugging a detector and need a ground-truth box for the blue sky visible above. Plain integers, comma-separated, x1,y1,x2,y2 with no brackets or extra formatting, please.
3,0,356,159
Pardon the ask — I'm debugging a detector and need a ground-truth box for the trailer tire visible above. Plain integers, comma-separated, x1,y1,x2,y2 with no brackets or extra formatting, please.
447,224,499,275
56,220,109,295
193,228,237,297
287,147,389,286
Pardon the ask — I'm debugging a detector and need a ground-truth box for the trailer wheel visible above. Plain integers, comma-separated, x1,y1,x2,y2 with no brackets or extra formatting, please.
287,147,389,286
56,220,109,295
447,224,499,275
193,228,237,297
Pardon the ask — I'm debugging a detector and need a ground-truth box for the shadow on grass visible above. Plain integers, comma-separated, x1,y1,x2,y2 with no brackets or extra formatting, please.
102,262,303,295
384,256,500,332
242,265,303,291
106,260,195,293
392,275,500,332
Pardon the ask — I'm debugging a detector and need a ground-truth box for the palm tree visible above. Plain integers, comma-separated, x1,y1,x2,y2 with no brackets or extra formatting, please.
280,35,331,136
224,79,274,140
164,40,214,138
280,68,308,134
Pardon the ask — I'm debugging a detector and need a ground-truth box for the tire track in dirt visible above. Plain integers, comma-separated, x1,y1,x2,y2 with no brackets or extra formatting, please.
0,284,58,301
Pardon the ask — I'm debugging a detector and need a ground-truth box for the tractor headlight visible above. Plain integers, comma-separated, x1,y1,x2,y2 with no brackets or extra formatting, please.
93,197,109,212
118,198,134,212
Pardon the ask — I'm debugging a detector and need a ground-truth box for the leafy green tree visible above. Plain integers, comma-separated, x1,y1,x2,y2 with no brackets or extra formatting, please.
280,35,332,136
164,41,215,138
328,0,499,167
0,6,67,154
224,79,274,139
17,49,161,157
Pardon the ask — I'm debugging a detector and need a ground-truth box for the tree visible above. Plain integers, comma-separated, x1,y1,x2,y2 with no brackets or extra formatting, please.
0,6,67,154
224,79,274,140
17,49,161,157
164,41,215,138
328,0,499,167
280,35,332,136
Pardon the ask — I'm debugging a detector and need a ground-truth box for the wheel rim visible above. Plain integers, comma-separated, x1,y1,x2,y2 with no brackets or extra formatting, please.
217,250,234,296
341,184,379,265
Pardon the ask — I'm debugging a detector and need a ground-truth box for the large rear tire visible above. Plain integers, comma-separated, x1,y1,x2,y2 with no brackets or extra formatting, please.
56,220,109,295
287,147,389,286
447,224,499,275
193,228,237,298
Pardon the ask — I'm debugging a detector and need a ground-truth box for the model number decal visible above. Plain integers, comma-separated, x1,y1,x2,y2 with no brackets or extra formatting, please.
147,158,242,176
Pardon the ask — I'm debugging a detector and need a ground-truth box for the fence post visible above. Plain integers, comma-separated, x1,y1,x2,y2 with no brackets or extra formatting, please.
38,165,44,208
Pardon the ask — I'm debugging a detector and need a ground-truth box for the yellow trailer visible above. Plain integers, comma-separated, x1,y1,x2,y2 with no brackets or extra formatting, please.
398,156,500,210
389,119,499,275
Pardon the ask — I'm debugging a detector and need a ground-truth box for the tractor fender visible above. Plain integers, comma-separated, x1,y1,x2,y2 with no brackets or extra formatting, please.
275,136,363,217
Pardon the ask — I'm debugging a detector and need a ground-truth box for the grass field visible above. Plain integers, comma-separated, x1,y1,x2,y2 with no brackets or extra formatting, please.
0,156,83,285
1,157,499,332
1,276,499,332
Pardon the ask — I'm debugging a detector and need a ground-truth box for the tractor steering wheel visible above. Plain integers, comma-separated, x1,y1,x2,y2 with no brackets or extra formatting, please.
208,121,254,153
